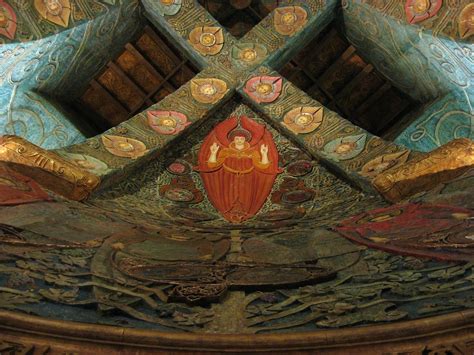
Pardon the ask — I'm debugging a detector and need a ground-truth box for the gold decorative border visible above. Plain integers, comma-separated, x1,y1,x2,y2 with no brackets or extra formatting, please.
0,135,100,201
373,138,474,202
0,309,473,353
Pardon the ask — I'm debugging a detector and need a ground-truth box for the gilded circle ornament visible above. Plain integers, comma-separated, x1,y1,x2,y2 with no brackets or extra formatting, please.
360,151,410,179
322,134,367,162
200,84,217,96
34,0,71,27
157,0,182,16
101,135,148,159
274,6,308,36
231,43,266,66
200,33,216,47
283,106,324,134
405,0,442,24
244,76,282,104
147,110,191,135
191,78,228,104
241,48,257,62
256,83,273,95
189,26,224,56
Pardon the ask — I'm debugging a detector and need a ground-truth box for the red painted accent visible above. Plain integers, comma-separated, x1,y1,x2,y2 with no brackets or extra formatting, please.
0,166,52,205
405,0,443,24
335,203,474,262
197,116,281,223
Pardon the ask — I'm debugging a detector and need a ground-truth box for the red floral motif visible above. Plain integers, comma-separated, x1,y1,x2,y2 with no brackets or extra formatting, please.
405,0,442,24
243,76,282,104
335,203,474,262
0,1,17,40
147,110,191,135
0,166,52,205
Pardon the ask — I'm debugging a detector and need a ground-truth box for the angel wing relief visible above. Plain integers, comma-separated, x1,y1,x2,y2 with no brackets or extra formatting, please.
195,116,282,223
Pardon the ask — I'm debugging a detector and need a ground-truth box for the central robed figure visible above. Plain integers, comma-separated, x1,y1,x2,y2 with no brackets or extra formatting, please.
197,116,281,223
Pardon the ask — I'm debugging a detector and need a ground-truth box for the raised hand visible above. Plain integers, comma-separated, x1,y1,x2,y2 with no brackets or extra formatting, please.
260,144,269,165
210,142,220,154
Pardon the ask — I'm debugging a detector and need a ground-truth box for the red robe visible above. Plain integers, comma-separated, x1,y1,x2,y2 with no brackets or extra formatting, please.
197,117,281,223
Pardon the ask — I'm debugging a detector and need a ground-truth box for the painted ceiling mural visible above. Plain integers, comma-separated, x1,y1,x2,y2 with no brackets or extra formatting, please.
0,0,473,352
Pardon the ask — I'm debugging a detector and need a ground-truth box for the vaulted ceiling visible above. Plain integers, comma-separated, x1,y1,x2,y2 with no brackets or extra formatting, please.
76,15,419,137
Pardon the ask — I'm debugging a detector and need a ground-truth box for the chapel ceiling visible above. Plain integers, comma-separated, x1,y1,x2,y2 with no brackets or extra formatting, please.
0,0,473,352
75,17,419,137
77,24,199,132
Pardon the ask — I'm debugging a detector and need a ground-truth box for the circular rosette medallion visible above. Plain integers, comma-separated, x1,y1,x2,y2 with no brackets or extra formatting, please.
163,187,196,203
287,160,314,177
0,2,17,40
322,134,367,162
360,151,410,179
167,160,191,175
281,190,314,204
405,0,442,24
244,76,282,104
231,43,267,66
189,26,224,56
274,6,308,36
459,4,474,39
191,78,228,104
147,110,191,135
34,0,71,27
101,135,148,159
156,0,182,16
283,106,324,134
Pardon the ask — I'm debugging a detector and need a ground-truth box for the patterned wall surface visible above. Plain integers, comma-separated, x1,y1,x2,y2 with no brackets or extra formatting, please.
0,3,142,148
0,0,473,343
0,0,133,43
343,0,473,151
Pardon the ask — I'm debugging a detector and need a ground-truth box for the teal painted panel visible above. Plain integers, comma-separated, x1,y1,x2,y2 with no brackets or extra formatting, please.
0,5,142,149
343,1,474,151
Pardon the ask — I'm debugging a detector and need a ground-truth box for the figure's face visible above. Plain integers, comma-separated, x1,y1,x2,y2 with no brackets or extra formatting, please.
233,136,246,146
45,0,62,15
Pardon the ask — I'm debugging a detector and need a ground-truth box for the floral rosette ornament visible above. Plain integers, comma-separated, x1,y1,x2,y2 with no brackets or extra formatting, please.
156,0,182,16
190,78,228,104
61,153,111,176
231,43,267,66
35,0,71,27
459,3,474,39
147,110,191,135
101,135,148,159
244,76,282,104
322,133,367,161
360,150,410,179
274,6,308,36
0,1,16,40
189,26,224,56
404,0,442,24
283,106,324,134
